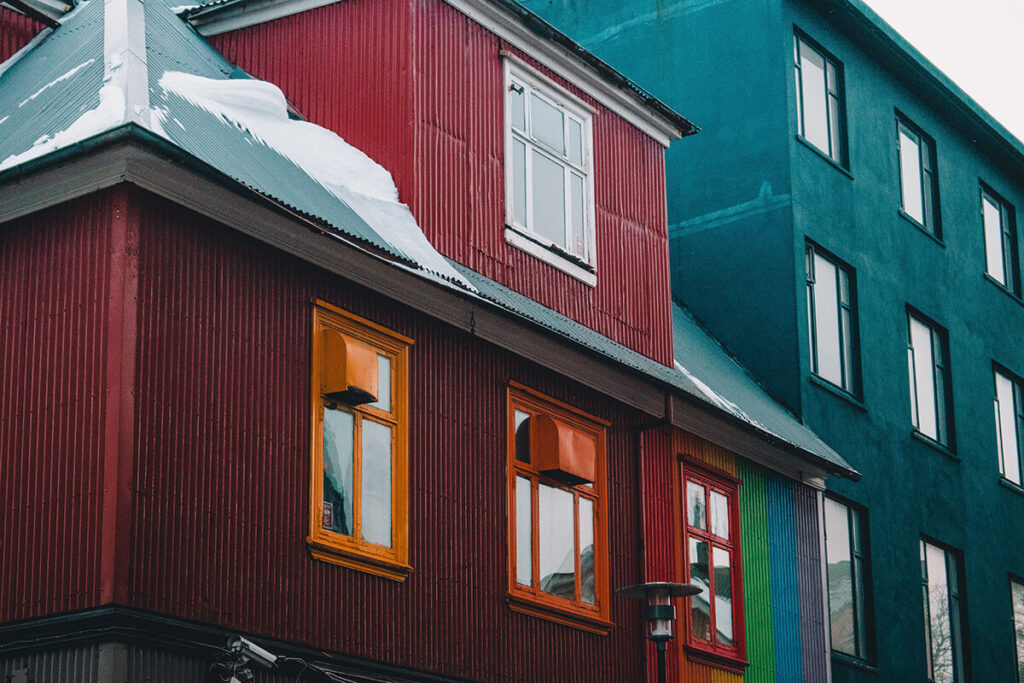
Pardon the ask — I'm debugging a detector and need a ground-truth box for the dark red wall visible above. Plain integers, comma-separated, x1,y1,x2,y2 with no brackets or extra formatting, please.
0,11,43,62
0,192,117,622
209,0,674,365
124,190,647,681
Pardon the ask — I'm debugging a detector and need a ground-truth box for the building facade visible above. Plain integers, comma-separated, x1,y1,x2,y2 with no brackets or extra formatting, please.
522,0,1024,681
1,0,854,681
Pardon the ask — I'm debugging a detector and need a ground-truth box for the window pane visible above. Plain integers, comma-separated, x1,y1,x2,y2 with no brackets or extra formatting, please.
984,194,1006,284
531,93,564,154
531,151,567,248
997,373,1021,484
689,538,712,641
514,410,531,464
538,484,575,600
812,253,843,385
687,481,706,530
900,127,924,223
579,497,595,605
516,476,532,586
509,82,526,131
568,118,583,166
369,354,391,411
361,420,392,547
910,317,938,439
512,139,527,226
710,491,730,540
798,40,830,152
322,408,354,536
824,498,857,655
713,547,734,647
570,173,586,260
1012,581,1024,683
925,543,954,683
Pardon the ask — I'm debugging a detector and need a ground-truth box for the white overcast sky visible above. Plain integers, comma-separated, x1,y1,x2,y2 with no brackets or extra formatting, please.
863,0,1024,143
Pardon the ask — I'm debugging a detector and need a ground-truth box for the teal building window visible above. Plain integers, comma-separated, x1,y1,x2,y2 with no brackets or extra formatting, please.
806,243,859,395
897,115,940,236
907,310,953,448
994,367,1024,485
794,32,846,165
920,539,966,683
823,497,873,662
981,185,1019,294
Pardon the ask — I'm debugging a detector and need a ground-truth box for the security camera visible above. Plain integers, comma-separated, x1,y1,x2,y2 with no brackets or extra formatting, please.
227,635,278,669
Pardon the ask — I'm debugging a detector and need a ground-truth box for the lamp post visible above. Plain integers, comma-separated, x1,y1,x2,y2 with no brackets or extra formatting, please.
616,581,702,683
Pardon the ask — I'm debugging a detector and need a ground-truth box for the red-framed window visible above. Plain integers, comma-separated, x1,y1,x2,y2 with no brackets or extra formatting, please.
680,461,747,672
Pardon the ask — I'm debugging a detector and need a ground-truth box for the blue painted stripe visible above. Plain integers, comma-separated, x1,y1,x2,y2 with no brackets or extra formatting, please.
766,474,802,683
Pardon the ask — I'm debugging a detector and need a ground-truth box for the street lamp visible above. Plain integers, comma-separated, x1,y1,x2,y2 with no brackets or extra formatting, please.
616,581,701,683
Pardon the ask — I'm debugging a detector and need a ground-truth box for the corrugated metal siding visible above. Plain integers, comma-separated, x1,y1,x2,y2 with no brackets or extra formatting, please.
794,485,828,683
0,11,44,62
0,643,101,682
0,193,115,622
126,191,645,682
674,430,738,477
737,460,774,683
766,475,802,683
207,0,673,365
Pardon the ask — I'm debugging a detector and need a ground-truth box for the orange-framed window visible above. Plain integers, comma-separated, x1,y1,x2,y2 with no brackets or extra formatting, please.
307,301,412,581
506,383,610,634
680,461,747,672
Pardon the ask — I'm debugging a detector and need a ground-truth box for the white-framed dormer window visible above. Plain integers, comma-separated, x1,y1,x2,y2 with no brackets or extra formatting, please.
503,57,596,285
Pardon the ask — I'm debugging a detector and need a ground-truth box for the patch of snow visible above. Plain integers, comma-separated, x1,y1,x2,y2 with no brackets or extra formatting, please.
0,116,8,127
0,85,125,172
170,3,200,11
20,59,96,107
58,0,92,23
0,28,53,82
157,71,473,289
148,106,169,139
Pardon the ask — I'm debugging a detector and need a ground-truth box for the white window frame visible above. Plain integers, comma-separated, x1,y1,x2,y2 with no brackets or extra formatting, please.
994,367,1024,486
503,56,597,286
806,242,859,395
907,310,953,447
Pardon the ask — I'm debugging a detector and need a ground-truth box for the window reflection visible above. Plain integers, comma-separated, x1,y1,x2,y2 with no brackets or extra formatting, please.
322,408,355,536
824,498,856,655
516,476,532,586
538,484,575,601
687,481,706,530
579,498,595,605
361,420,392,547
689,538,711,641
710,491,729,540
713,547,733,646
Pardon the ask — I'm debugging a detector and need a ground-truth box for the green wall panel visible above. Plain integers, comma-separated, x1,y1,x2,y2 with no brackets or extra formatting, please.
738,459,776,683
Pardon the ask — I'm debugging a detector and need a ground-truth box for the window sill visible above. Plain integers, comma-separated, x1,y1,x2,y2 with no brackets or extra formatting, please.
831,652,879,674
910,430,958,461
795,135,852,179
307,536,411,582
999,477,1024,498
897,209,944,246
506,592,611,635
505,227,597,287
983,273,1023,305
809,374,866,411
683,643,748,674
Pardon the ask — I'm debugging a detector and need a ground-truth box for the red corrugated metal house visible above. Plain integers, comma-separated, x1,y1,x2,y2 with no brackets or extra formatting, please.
0,0,857,681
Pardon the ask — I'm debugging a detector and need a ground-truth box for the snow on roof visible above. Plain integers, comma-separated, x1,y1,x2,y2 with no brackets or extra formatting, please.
0,0,471,289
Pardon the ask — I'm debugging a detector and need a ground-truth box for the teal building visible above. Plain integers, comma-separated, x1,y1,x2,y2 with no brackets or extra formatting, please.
522,0,1024,681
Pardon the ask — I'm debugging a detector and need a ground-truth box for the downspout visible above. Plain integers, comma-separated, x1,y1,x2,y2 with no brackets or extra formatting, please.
816,489,834,683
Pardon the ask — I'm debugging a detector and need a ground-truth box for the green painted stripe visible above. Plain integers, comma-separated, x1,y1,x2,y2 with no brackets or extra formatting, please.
738,459,776,683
